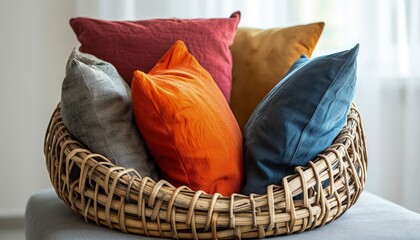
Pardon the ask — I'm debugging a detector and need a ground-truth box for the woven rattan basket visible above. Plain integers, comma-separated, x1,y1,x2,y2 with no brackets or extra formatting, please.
44,103,367,239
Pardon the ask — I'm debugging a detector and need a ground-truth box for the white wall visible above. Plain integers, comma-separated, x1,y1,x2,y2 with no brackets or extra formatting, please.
0,0,77,217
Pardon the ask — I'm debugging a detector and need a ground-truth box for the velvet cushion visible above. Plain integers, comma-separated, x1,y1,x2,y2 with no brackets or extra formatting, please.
70,12,240,102
242,45,359,195
131,40,243,196
230,22,325,129
61,49,159,180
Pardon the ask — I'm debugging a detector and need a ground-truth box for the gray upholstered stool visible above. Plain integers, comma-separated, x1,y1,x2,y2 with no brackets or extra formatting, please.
25,189,420,239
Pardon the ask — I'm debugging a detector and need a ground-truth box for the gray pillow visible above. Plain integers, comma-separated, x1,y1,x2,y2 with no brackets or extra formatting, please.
61,48,159,180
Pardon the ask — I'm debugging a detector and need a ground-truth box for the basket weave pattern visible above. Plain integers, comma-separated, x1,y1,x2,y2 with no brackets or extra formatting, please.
44,103,367,239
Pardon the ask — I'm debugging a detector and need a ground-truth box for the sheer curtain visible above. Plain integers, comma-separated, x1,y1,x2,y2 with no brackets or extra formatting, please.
75,0,420,213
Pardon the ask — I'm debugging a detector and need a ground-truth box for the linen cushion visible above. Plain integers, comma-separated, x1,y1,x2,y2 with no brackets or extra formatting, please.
70,12,240,102
230,22,325,129
61,49,159,180
131,40,243,196
242,45,359,195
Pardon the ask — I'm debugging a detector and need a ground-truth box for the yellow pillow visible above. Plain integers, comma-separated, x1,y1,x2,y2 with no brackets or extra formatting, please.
230,22,325,129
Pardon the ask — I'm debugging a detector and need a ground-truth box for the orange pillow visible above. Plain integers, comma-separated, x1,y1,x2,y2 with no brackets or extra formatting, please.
230,22,325,129
131,40,243,196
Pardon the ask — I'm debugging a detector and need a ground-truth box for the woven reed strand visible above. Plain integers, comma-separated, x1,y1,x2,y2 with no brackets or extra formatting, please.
44,103,367,239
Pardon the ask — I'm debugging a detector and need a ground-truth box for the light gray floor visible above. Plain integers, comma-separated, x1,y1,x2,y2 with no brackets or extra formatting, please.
0,216,25,240
0,228,25,240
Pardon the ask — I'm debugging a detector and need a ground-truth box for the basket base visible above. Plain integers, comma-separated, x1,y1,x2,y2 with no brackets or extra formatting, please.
26,189,420,240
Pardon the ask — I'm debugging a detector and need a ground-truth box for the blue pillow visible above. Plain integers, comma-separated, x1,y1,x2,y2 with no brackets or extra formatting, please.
241,45,359,195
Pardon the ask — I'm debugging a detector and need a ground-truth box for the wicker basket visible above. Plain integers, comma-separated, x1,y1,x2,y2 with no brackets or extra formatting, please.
44,103,367,239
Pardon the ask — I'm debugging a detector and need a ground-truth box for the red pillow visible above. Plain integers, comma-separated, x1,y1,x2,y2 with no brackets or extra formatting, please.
70,12,240,102
131,40,243,196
